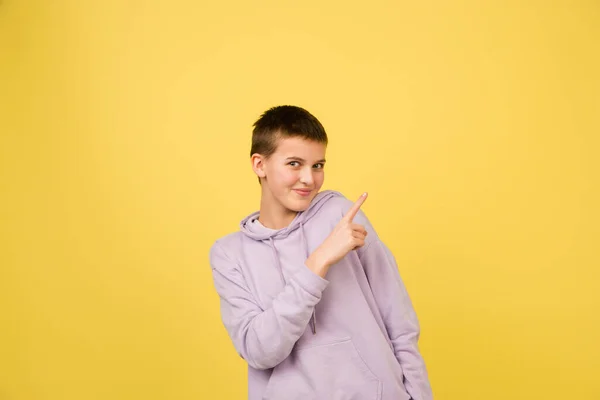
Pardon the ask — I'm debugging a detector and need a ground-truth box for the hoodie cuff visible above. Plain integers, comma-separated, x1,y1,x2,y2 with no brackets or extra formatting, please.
292,265,329,297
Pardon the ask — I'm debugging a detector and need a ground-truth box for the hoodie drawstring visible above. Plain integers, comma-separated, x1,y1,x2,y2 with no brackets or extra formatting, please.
300,223,317,335
269,237,286,286
267,222,318,335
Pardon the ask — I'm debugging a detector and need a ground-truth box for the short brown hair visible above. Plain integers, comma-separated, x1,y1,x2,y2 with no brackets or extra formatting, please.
251,105,328,183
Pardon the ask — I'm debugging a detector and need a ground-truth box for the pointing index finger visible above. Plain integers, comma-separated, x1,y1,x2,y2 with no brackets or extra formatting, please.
344,192,368,222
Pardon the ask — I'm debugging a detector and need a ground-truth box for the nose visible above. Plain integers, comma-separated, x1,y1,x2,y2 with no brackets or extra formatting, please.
299,167,314,186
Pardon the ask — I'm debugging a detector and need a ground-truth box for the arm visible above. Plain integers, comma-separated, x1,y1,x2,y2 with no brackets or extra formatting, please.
209,241,329,370
348,205,433,400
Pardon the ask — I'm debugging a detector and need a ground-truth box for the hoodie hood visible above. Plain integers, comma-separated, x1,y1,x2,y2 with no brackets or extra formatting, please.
240,190,342,241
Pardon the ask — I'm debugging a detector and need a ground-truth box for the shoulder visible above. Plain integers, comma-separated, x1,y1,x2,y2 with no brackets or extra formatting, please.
318,190,370,221
209,231,244,267
213,230,244,248
316,190,356,217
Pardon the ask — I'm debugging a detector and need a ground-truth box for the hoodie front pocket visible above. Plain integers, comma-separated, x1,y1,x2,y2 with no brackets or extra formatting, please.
263,337,381,400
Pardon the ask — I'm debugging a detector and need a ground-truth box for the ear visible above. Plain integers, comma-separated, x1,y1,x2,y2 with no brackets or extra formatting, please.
250,153,267,179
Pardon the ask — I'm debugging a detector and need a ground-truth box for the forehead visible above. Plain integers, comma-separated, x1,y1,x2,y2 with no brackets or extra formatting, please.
273,136,326,159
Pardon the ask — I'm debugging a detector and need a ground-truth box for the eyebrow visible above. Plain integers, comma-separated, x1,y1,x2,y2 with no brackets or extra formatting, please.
285,157,327,163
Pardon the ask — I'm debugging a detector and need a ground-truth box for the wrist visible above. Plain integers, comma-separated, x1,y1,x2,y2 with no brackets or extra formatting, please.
305,251,330,278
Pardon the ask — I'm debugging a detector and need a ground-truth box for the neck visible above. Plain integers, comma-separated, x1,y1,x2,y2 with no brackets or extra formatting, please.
258,189,297,230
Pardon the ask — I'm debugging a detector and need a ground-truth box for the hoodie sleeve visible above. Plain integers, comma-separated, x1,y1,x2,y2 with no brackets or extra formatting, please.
209,240,329,370
347,204,433,400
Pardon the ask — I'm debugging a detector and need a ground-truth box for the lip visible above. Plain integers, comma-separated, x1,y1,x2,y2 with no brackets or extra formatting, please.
293,189,312,197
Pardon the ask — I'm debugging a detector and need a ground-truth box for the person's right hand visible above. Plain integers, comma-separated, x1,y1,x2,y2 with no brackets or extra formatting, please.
306,193,369,277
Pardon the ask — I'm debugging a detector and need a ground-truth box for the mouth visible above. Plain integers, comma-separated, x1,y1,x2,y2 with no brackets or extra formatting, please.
292,189,313,197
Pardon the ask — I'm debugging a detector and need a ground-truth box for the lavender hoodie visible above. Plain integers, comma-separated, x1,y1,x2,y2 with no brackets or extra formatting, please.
209,190,432,400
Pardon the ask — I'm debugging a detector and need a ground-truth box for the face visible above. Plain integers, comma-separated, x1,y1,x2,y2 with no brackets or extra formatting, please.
252,136,326,215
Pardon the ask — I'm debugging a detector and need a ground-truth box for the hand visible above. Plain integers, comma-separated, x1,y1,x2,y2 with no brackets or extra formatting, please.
305,193,368,277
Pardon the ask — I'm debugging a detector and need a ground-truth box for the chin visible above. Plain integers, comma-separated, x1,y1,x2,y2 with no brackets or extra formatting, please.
281,197,309,212
285,202,308,213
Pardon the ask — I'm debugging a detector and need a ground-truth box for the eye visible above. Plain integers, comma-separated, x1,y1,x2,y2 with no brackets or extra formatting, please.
288,161,300,167
313,163,325,169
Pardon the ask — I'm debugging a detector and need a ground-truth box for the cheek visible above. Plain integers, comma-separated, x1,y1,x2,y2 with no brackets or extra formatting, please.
314,172,325,187
270,168,298,187
282,170,301,186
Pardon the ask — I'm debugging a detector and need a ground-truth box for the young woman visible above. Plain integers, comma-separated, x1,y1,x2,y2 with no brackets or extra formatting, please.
209,105,432,400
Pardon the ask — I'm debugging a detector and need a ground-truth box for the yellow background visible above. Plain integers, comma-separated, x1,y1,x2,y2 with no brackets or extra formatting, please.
1,1,599,399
